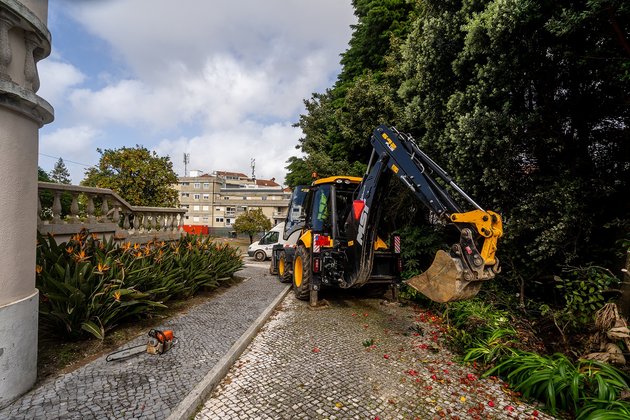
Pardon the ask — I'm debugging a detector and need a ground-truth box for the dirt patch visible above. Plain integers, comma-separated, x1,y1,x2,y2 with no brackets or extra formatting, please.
36,277,244,386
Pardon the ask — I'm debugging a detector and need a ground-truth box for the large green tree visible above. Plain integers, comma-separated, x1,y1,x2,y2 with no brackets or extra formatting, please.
233,209,272,244
401,0,630,285
287,0,630,304
82,146,179,207
50,158,71,184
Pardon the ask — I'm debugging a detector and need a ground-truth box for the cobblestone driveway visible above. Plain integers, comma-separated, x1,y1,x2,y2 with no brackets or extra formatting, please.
0,264,285,420
197,291,553,420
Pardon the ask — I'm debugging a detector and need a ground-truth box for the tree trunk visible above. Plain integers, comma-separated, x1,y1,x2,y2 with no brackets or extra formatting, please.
618,249,630,319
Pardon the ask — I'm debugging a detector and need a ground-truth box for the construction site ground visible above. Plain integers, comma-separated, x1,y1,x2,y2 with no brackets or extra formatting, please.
2,261,552,419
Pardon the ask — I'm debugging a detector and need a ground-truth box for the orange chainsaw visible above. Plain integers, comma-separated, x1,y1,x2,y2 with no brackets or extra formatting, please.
106,329,176,362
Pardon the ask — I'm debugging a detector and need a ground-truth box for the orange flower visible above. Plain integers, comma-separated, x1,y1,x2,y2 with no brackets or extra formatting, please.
135,251,143,258
113,290,121,301
133,243,140,250
35,265,42,274
121,242,131,251
73,250,88,262
91,233,99,240
66,246,74,254
96,262,110,273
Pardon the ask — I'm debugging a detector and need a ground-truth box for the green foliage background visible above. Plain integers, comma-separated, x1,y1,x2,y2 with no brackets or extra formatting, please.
287,0,630,302
82,145,179,207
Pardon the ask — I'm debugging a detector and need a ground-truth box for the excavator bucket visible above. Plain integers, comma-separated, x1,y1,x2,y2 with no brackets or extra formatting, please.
406,250,483,303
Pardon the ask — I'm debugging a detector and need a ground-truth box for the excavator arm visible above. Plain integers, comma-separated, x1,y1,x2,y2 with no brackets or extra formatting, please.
347,125,503,302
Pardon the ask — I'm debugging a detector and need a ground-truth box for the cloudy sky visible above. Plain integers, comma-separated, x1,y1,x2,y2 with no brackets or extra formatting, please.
37,0,356,185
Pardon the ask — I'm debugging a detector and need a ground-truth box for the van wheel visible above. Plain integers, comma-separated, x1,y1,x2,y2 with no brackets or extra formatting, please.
278,253,292,283
254,250,266,261
292,245,311,300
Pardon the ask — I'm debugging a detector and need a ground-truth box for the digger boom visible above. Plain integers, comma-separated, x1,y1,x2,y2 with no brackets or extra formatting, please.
346,125,503,302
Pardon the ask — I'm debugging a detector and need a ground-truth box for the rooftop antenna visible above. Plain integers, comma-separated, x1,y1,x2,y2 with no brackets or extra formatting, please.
183,153,190,177
250,158,256,181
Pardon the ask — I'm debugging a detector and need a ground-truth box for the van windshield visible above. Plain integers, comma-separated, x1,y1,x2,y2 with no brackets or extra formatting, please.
260,231,279,244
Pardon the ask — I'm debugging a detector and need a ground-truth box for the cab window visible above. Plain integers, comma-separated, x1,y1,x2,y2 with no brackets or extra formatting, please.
310,184,331,233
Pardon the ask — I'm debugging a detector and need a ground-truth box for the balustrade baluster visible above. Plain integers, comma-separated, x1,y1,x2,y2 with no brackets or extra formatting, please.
112,205,120,225
133,212,141,232
100,196,109,222
86,195,96,223
70,193,80,223
52,191,62,224
123,212,131,231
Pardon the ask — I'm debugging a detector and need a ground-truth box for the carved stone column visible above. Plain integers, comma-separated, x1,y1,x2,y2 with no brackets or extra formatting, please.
0,0,53,408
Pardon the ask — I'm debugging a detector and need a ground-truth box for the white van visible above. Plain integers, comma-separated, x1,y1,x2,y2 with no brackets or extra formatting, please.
247,222,286,261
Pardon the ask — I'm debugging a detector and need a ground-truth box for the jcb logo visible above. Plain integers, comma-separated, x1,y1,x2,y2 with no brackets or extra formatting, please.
382,133,396,151
356,204,369,245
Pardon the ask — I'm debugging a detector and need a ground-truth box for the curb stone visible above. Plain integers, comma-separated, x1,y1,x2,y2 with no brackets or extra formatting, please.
166,284,291,420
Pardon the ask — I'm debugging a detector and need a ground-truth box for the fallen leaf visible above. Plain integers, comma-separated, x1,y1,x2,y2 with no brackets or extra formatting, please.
505,405,514,412
335,402,343,408
383,354,390,359
312,347,320,353
460,396,466,403
532,410,539,417
488,401,495,407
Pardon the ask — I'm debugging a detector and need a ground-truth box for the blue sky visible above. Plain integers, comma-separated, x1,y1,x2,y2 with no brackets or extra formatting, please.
37,0,356,185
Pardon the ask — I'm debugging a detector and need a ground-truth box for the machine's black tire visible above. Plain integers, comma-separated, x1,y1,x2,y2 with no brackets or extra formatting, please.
278,252,292,283
292,244,311,300
254,250,266,261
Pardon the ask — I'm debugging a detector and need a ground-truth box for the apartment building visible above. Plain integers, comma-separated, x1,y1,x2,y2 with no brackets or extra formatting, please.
175,170,291,236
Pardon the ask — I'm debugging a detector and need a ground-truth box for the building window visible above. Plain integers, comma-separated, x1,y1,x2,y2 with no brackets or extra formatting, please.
193,216,200,222
193,183,200,189
193,205,200,211
203,182,210,189
181,204,189,209
242,196,247,200
203,194,209,200
202,217,209,222
215,217,224,223
181,193,189,197
215,207,222,212
262,196,267,201
194,194,200,200
202,205,209,211
180,182,189,186
225,218,232,226
223,197,230,200
185,216,189,220
241,206,247,211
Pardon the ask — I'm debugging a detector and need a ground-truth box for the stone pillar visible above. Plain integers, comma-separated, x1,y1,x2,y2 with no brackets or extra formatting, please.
0,0,53,408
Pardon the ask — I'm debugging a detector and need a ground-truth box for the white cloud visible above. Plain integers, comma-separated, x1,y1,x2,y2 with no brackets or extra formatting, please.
37,58,85,105
39,125,101,183
46,0,355,184
153,122,302,185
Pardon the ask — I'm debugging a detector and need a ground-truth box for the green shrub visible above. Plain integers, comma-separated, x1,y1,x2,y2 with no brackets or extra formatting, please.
463,328,519,366
36,231,243,339
485,352,630,416
553,266,621,329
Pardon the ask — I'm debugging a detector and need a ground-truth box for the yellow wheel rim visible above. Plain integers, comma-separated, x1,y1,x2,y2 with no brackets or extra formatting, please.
294,255,303,288
279,258,285,275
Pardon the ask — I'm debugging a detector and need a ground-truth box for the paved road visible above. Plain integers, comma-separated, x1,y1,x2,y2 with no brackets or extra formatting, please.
196,290,553,420
0,261,285,420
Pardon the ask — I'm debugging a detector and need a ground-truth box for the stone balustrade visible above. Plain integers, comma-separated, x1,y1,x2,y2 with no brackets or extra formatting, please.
37,182,187,244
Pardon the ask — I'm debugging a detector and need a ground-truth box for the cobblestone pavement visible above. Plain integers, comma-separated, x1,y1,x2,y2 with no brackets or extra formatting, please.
0,262,284,420
197,291,554,420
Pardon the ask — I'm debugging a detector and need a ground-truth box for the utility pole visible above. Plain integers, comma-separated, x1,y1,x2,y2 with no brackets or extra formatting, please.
251,158,256,181
183,153,190,177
